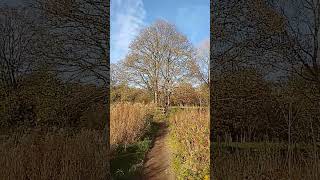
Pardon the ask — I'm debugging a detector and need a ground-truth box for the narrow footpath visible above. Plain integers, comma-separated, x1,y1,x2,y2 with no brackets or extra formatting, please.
141,122,175,180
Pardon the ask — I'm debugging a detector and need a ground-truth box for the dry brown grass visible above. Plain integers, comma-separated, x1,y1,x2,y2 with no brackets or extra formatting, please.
213,144,320,179
168,108,210,179
0,128,107,180
110,102,155,149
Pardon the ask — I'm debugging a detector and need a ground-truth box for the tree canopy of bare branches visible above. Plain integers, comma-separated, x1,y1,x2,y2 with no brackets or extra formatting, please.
31,0,108,85
188,39,210,87
0,7,39,91
124,19,193,108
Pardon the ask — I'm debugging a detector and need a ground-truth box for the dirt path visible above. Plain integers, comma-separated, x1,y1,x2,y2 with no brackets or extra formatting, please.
142,122,175,180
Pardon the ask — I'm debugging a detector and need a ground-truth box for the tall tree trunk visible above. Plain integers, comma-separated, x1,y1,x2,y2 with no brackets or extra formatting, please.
154,90,158,105
164,91,170,114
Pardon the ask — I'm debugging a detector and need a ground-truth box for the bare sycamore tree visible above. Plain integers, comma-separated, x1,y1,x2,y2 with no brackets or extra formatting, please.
188,39,210,87
0,7,38,92
124,20,193,110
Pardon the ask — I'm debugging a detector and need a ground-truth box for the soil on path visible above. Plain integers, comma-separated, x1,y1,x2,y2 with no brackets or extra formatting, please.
141,122,174,180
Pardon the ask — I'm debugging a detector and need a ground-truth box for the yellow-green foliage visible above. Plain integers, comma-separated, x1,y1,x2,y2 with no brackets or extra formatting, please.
169,109,210,179
110,102,155,149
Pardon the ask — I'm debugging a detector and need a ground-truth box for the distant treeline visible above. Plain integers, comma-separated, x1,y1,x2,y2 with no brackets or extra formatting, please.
111,82,209,107
212,68,320,143
0,71,106,129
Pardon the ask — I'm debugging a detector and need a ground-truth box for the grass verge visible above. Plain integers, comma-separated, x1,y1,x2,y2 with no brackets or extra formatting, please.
168,109,210,180
110,105,161,180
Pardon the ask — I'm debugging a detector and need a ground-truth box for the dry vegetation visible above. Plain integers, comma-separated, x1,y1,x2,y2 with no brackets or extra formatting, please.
213,143,320,179
110,102,156,178
0,129,107,179
168,108,210,179
110,102,155,149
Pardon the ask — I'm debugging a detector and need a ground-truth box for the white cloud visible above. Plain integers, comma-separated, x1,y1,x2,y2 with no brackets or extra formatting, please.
111,0,146,63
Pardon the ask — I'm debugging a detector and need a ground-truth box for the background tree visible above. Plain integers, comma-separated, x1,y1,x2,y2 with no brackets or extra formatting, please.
188,38,210,87
170,82,199,106
212,0,320,142
110,62,129,87
269,0,320,91
0,7,39,92
32,0,108,85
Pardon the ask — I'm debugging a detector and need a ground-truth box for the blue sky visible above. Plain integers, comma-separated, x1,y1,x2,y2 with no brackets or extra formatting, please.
110,0,210,63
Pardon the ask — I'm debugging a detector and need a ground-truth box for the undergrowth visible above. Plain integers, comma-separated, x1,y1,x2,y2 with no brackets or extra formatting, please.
110,102,160,179
168,108,210,179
